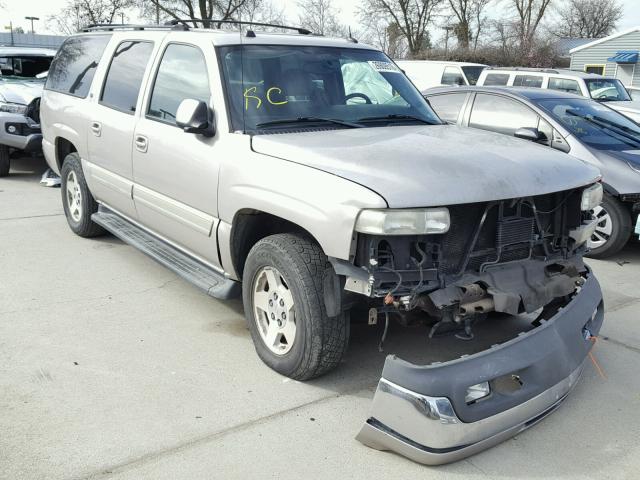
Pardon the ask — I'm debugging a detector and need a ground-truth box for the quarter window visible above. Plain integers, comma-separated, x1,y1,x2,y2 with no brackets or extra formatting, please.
483,73,510,86
548,77,580,94
469,94,539,136
513,75,543,88
148,44,210,124
45,35,111,98
427,93,467,124
101,41,154,113
441,66,465,86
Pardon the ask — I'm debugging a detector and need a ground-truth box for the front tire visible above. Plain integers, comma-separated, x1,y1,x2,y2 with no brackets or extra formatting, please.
60,152,105,237
0,145,10,177
242,233,349,380
586,194,632,259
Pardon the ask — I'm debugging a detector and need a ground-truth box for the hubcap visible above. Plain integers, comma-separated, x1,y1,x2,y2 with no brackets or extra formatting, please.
588,205,612,250
252,266,296,355
65,171,83,222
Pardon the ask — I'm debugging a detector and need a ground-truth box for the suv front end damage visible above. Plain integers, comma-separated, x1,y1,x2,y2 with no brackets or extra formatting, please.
339,184,605,464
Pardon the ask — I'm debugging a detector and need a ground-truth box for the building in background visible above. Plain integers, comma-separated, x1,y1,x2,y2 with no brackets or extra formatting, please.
570,27,640,87
0,32,65,50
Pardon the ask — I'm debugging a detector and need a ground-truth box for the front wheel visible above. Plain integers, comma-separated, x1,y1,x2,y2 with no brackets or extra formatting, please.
242,233,349,380
586,194,632,259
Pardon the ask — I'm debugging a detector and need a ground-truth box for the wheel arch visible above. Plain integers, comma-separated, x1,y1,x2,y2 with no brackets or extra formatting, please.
55,136,78,171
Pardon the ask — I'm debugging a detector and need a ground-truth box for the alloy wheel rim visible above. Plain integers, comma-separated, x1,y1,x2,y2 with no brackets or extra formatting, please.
252,266,296,355
588,205,612,250
66,171,83,222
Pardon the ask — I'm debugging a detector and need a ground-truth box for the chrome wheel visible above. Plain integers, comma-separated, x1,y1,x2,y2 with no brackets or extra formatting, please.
252,266,296,355
65,170,83,222
588,205,612,250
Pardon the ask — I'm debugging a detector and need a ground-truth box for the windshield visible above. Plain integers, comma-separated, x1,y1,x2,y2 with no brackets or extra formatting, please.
0,55,52,78
536,97,640,151
461,66,484,86
218,45,440,132
585,78,631,102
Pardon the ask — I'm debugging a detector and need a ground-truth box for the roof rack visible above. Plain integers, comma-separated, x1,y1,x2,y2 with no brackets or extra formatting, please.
486,66,560,74
166,19,313,35
83,23,179,32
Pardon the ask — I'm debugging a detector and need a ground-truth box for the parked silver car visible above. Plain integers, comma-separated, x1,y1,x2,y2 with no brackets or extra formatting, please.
42,23,603,465
425,86,640,258
0,47,56,176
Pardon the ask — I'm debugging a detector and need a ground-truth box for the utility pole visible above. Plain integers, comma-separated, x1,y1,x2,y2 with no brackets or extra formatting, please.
119,12,125,24
4,21,14,45
25,16,39,34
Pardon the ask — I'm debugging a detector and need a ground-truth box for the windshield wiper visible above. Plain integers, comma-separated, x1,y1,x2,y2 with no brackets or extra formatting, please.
357,114,438,125
567,111,640,148
255,116,363,129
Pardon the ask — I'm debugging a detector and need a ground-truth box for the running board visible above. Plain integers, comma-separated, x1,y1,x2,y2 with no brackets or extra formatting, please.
91,208,240,300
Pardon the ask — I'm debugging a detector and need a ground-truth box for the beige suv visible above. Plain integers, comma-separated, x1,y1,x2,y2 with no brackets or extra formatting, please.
42,22,604,465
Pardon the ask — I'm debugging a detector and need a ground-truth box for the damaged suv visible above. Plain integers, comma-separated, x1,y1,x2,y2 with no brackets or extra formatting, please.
41,22,604,465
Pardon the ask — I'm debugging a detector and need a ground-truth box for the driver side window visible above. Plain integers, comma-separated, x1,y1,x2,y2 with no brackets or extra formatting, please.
469,94,539,136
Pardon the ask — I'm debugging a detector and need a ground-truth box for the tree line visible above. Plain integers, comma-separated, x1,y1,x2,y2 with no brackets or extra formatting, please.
47,0,625,66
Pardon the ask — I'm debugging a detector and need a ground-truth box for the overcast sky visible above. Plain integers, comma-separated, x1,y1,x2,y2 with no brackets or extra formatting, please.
3,0,640,40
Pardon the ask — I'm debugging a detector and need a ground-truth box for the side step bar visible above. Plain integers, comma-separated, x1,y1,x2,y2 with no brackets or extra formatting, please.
92,207,240,300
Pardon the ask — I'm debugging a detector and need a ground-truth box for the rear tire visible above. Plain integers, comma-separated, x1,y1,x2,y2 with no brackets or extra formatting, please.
586,194,632,259
0,145,10,177
60,152,105,237
242,233,349,380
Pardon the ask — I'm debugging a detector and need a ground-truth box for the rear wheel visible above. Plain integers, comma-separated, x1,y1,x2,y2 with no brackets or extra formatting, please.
586,194,632,259
0,145,10,177
60,152,105,237
242,233,349,380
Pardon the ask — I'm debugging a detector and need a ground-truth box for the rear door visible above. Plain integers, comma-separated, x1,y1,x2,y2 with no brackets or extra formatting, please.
85,35,158,219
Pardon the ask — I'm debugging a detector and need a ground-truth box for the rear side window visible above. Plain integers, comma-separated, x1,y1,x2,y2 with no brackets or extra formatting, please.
46,35,111,98
427,93,467,124
101,41,154,113
482,73,510,86
469,94,539,135
548,77,580,94
513,75,543,88
441,66,465,86
148,44,210,125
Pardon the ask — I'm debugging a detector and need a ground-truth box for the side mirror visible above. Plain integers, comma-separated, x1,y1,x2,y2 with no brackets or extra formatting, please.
514,127,543,142
176,99,215,137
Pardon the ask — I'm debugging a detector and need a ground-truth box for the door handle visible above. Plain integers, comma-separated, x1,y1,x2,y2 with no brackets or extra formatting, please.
90,121,102,137
135,135,148,153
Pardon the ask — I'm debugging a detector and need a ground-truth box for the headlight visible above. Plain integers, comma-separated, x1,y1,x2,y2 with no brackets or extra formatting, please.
465,381,490,404
355,208,450,235
581,183,603,211
0,101,28,115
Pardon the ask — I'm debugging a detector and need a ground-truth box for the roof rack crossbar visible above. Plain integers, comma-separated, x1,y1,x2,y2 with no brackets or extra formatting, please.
166,18,313,35
82,23,176,32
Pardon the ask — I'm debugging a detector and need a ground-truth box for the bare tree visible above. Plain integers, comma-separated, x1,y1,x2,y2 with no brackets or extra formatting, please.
142,0,249,27
505,0,553,52
48,0,136,34
447,0,492,49
553,0,623,38
359,0,444,57
359,15,408,57
297,0,346,36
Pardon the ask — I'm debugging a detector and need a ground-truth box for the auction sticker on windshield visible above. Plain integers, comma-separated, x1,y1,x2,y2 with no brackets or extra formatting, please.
368,60,401,73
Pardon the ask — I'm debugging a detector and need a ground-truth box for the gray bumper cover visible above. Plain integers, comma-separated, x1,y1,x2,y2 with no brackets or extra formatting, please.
357,269,604,465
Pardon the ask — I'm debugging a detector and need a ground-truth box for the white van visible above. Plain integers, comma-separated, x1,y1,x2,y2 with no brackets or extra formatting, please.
395,60,486,91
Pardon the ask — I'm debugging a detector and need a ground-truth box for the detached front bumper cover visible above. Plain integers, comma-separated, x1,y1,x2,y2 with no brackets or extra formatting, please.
357,269,604,465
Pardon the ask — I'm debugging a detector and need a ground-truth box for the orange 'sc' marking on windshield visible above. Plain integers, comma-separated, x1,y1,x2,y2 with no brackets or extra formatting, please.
266,87,288,106
244,86,262,110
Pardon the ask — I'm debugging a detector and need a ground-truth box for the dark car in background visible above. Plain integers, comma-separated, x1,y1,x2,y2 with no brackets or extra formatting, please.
424,86,640,258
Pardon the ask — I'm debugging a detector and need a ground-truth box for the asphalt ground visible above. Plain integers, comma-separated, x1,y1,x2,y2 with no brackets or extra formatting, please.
1,155,639,479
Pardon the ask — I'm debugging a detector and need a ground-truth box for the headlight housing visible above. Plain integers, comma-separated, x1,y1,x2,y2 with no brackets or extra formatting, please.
581,183,603,211
355,208,450,235
0,101,28,115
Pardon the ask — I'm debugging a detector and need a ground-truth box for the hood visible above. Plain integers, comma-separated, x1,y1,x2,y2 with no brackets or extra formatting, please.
251,126,601,208
0,78,44,105
591,148,640,194
607,100,640,113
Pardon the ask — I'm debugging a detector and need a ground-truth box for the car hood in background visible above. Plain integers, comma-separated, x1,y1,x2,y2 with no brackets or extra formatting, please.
0,78,45,105
251,125,600,208
607,100,640,117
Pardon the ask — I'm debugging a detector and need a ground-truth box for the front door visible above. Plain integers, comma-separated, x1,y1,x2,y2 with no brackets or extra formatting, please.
132,42,221,267
615,64,634,87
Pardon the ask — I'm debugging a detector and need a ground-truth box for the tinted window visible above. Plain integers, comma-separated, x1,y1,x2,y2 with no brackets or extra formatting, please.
513,75,543,88
483,73,510,86
0,56,52,77
441,66,465,85
427,93,467,123
46,35,111,97
461,66,484,85
101,41,154,113
148,44,210,124
469,94,539,135
548,77,580,94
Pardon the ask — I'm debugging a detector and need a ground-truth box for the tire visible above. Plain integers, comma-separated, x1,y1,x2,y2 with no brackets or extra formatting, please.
586,194,632,259
0,145,10,177
60,152,105,237
242,233,349,380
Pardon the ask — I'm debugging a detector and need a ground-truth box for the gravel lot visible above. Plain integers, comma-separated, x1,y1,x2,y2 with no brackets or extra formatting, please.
2,155,640,480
